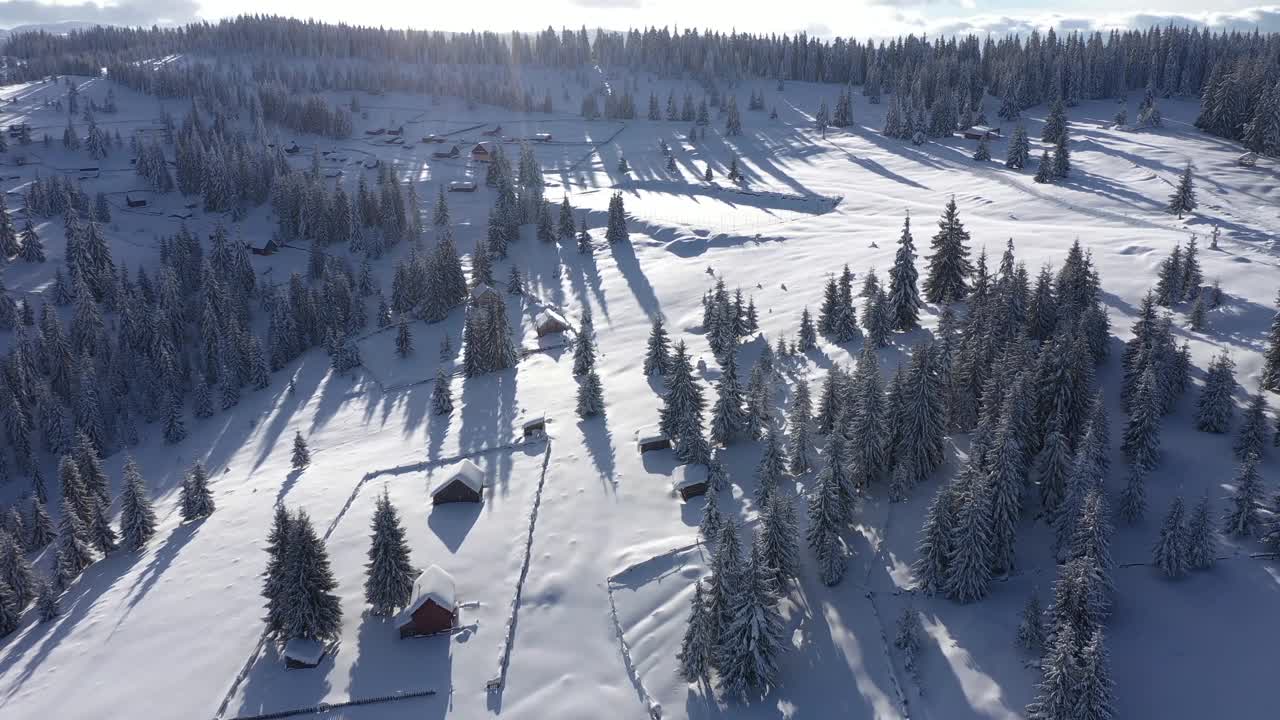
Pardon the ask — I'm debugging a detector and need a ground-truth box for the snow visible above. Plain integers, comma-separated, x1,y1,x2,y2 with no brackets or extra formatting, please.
1,65,1279,720
670,463,708,492
432,459,485,496
396,564,457,625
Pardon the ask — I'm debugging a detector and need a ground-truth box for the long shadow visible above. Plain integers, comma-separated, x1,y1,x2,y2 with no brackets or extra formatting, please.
232,639,334,719
427,502,481,554
276,467,305,505
607,239,663,320
123,519,201,611
347,613,451,720
578,412,617,487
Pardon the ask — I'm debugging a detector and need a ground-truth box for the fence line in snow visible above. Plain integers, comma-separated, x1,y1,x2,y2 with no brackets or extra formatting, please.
223,688,437,720
487,437,554,692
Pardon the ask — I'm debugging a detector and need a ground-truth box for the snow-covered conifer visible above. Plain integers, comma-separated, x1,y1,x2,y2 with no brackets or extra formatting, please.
807,444,848,586
1223,454,1264,538
577,367,605,417
431,368,454,416
643,315,671,376
605,192,628,244
757,491,800,586
180,462,215,521
1016,589,1045,652
677,580,714,684
364,488,415,615
281,510,342,642
1152,497,1189,579
291,431,310,470
945,474,994,603
718,542,787,698
1166,163,1197,218
888,215,921,331
119,456,157,552
1117,470,1147,525
787,381,814,474
1234,392,1268,461
1195,351,1235,433
923,196,973,302
395,316,413,357
1186,494,1217,570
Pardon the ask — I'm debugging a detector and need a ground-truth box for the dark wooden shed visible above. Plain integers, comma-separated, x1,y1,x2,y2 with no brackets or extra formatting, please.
397,565,459,638
430,459,484,504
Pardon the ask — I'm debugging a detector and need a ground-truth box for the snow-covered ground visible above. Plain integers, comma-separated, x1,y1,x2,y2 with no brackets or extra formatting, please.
1,65,1279,720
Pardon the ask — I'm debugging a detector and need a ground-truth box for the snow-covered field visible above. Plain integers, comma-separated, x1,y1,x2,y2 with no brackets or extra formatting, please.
1,62,1279,720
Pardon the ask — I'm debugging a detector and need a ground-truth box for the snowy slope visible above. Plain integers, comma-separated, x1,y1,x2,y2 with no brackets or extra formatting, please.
0,64,1278,720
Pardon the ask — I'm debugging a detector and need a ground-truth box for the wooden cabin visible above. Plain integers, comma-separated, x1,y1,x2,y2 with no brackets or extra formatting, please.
637,427,671,454
534,310,570,337
248,236,280,256
672,464,709,501
448,180,477,192
365,128,386,136
531,132,552,143
282,638,326,669
962,125,1001,140
431,459,484,504
433,145,461,159
482,125,502,137
522,415,547,439
125,193,147,208
397,565,459,638
471,142,497,162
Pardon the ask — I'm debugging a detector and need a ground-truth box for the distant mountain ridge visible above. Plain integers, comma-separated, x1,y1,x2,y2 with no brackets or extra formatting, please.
0,21,105,42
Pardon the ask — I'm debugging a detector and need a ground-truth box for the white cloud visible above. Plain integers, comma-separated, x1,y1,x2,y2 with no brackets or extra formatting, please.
0,0,199,28
921,6,1280,37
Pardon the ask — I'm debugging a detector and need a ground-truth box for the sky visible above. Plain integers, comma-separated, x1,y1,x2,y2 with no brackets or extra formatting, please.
1,0,1279,38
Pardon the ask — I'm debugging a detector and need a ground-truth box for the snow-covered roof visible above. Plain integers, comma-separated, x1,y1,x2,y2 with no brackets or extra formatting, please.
396,565,458,625
535,309,569,329
522,414,546,429
431,459,484,496
637,426,668,448
283,637,325,665
671,464,708,491
470,284,500,302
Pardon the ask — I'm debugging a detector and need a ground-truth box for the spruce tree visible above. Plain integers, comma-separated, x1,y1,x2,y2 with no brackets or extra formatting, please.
262,504,293,637
431,367,453,416
807,443,848,586
700,483,723,542
1075,628,1117,720
364,488,415,615
1052,133,1071,178
894,607,922,675
677,580,715,684
577,367,605,417
1166,163,1197,218
1121,365,1162,471
1263,290,1280,392
787,381,814,474
1185,494,1217,570
1025,621,1079,720
643,315,671,376
945,474,995,603
55,499,94,584
27,499,54,549
710,349,746,446
0,581,17,638
718,542,787,698
605,192,628,244
119,456,157,552
798,307,817,351
757,492,800,586
1234,392,1268,460
1195,351,1236,433
1117,470,1147,525
572,308,597,376
1033,149,1054,184
1005,123,1030,169
36,575,61,622
1223,454,1264,537
395,316,413,357
1016,589,1045,651
291,431,310,470
1152,497,1189,579
923,196,973,302
914,481,957,595
281,510,342,642
888,215,921,331
0,531,34,609
180,462,215,521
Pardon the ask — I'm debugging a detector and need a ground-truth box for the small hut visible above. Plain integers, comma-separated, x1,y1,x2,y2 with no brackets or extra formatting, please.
672,464,709,501
482,125,503,137
522,415,547,439
637,427,671,454
397,565,459,638
962,125,1001,140
448,180,477,192
125,193,148,208
433,145,461,159
431,459,484,504
534,309,571,337
471,142,497,162
1237,152,1259,168
282,638,326,669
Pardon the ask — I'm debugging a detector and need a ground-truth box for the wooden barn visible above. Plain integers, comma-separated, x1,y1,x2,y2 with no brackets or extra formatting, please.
672,464,709,501
248,236,280,256
397,565,459,638
125,193,148,208
522,414,547,439
637,427,671,454
433,144,461,159
282,638,326,669
431,459,484,504
471,142,497,162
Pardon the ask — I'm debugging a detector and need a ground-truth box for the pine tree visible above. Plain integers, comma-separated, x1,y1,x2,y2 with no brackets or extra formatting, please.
180,462,215,521
262,504,293,637
1224,454,1264,537
1075,628,1117,720
914,481,956,594
718,542,787,698
798,307,817,351
1052,133,1071,179
1152,497,1189,579
431,367,454,416
558,196,575,239
1195,351,1236,433
1185,494,1217,570
888,215,921,331
710,349,746,446
1118,470,1147,525
291,431,310,470
163,390,186,444
577,367,605,417
787,381,814,474
119,456,157,552
18,220,44,262
1016,590,1045,651
55,499,94,585
700,484,723,542
757,492,800,586
572,308,597,376
923,197,973,302
605,192,628,244
1234,392,1268,461
677,580,715,684
1166,163,1197,218
1025,621,1079,720
1263,291,1280,392
1033,149,1054,184
1005,124,1031,169
0,581,18,637
0,531,34,609
36,576,61,622
1121,365,1162,471
895,344,946,490
27,499,54,549
395,315,413,357
364,488,415,615
281,510,342,642
807,442,848,586
1042,99,1068,143
643,315,671,376
945,474,995,603
973,135,991,161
